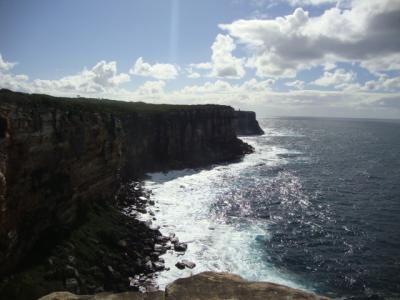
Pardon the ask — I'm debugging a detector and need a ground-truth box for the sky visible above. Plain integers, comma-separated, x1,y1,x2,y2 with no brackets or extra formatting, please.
1,0,400,118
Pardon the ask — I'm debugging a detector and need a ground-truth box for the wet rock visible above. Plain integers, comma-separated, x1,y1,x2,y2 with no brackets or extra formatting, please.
174,242,187,252
170,237,179,244
181,259,196,269
145,261,153,271
149,224,160,231
153,262,165,271
154,244,163,251
175,260,195,270
175,262,186,270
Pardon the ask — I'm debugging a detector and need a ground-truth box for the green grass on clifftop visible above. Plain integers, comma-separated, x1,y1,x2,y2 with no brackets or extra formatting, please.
0,89,231,115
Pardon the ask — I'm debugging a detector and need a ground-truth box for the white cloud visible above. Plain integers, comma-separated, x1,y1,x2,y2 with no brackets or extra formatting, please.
187,72,201,79
136,80,166,95
130,57,178,80
189,62,212,70
286,80,306,90
286,0,337,5
242,78,275,91
0,51,400,118
31,61,130,94
189,34,245,79
210,34,245,79
185,67,201,79
363,75,400,92
220,0,400,77
0,54,16,72
313,68,356,87
0,72,30,92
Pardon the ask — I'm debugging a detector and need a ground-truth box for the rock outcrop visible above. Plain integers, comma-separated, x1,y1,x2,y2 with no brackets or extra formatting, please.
39,272,331,300
234,111,264,135
0,90,252,276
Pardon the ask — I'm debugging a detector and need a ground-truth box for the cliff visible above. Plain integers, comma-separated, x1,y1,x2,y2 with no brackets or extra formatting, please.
234,111,264,136
39,272,331,300
0,89,252,277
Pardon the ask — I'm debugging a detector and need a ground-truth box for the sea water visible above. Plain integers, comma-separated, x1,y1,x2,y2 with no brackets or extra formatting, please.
144,117,400,299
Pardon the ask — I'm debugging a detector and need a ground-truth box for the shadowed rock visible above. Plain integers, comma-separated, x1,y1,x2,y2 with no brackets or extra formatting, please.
234,111,264,136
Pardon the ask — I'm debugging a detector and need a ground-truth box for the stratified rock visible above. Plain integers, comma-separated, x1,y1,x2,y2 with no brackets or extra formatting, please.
165,272,330,300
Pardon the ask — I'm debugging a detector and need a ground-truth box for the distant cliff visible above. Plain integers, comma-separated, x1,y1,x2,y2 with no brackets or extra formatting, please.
0,90,255,276
234,111,264,136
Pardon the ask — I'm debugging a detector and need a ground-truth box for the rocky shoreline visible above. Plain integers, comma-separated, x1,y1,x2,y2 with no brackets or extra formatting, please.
0,181,172,299
0,179,201,299
0,90,264,299
39,272,331,300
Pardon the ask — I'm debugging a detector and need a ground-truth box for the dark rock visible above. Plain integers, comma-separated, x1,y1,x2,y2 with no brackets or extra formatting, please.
233,110,264,136
153,262,165,271
165,272,331,300
181,259,196,269
145,261,153,271
170,237,179,244
118,240,128,248
175,262,186,270
64,265,79,278
65,278,79,293
174,242,187,252
68,255,76,265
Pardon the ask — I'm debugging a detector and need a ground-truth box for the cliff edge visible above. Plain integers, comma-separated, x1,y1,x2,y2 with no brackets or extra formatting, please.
0,89,252,277
234,111,264,136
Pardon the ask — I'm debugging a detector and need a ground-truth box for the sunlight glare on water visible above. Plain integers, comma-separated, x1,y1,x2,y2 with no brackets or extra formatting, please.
143,129,311,291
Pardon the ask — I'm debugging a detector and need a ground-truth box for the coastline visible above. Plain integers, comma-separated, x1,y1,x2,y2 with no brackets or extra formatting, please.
0,90,261,299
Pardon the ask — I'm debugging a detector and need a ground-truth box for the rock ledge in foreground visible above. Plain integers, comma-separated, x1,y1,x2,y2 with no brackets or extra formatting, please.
40,272,331,300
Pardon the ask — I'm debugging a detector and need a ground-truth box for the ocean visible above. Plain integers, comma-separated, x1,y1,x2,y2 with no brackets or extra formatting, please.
143,117,400,299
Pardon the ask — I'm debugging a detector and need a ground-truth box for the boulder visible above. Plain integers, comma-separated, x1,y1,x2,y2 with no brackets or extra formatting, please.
181,260,196,269
165,272,330,300
40,272,331,300
174,243,187,252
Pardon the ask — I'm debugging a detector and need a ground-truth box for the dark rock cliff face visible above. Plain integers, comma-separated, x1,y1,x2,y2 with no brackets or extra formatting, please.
0,90,252,276
234,111,264,136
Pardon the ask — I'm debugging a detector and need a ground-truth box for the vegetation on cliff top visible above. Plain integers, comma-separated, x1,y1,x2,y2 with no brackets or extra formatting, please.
0,89,232,115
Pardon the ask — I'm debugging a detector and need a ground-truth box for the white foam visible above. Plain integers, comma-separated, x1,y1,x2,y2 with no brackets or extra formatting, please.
143,133,312,291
